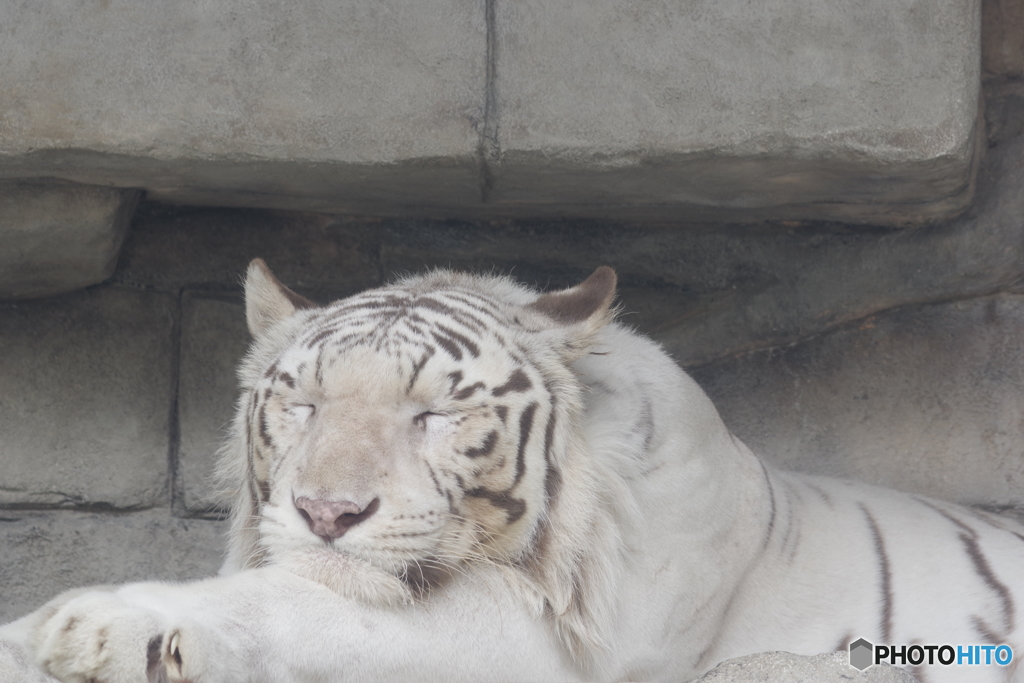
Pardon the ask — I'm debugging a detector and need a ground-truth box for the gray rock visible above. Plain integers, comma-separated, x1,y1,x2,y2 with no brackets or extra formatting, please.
0,180,140,299
692,293,1024,508
0,509,226,624
0,0,485,215
0,288,173,508
695,651,918,682
983,0,1024,78
491,0,980,224
177,293,250,515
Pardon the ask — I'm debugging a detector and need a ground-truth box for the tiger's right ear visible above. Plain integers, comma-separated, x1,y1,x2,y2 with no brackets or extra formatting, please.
527,266,617,359
245,258,316,337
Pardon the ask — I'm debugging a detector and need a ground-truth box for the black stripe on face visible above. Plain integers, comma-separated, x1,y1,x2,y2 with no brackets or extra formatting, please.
463,430,499,458
441,292,503,324
542,402,556,464
466,487,527,525
494,405,508,423
492,369,532,396
432,332,463,361
407,347,435,393
425,463,445,498
257,478,271,504
453,382,486,401
435,324,480,358
415,296,489,332
509,403,537,489
278,372,296,389
960,532,1015,634
257,402,273,448
544,465,562,504
859,504,893,643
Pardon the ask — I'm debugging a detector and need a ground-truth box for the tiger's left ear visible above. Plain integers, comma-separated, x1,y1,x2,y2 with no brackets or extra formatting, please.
528,266,617,357
245,258,316,337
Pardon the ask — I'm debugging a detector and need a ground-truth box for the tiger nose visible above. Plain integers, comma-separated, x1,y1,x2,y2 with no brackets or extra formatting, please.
294,496,380,540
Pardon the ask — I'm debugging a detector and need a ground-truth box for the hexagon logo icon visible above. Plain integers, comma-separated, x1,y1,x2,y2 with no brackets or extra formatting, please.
850,638,874,671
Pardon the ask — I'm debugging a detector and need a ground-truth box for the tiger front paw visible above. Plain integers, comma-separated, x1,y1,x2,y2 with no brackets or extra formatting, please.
34,590,165,683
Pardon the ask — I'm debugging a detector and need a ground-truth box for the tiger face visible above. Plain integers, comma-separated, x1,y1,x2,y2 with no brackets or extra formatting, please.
224,260,616,601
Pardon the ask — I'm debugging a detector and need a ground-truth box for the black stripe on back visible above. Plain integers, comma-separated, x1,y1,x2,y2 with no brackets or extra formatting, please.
859,503,893,643
959,531,1015,634
758,461,777,553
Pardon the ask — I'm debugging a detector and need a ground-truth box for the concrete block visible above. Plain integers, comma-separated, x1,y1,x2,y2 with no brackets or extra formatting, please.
177,294,251,514
492,0,981,224
0,509,227,623
0,288,174,508
691,293,1024,508
983,0,1024,78
0,0,486,214
0,180,140,299
694,651,916,682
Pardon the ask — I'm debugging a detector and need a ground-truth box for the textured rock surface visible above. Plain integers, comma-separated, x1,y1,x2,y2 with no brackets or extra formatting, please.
694,651,918,682
0,288,174,508
492,0,980,224
983,0,1024,78
0,181,140,299
0,0,485,215
0,0,979,225
177,293,249,514
113,206,381,300
692,293,1024,507
0,510,226,624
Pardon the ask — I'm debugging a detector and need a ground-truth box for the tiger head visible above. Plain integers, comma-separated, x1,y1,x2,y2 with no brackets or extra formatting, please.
219,259,618,616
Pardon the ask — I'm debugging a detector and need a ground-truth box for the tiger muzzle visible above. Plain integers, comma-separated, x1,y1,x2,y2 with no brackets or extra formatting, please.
294,496,381,541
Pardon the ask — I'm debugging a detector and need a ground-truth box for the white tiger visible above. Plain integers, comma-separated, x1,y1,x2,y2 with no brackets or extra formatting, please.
2,260,1023,683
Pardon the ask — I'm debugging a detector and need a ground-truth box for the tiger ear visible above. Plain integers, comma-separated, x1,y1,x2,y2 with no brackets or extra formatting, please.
528,267,617,355
245,258,316,337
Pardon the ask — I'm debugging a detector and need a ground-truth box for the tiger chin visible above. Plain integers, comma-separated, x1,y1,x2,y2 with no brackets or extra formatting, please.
216,259,623,652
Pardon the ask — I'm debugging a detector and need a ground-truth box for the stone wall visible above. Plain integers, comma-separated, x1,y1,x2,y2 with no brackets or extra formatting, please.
2,0,1024,636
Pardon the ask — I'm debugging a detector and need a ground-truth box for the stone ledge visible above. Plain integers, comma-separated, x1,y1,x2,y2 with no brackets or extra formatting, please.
0,0,980,226
695,651,917,682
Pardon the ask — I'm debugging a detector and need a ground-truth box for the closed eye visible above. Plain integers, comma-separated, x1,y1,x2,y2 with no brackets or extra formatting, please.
287,404,315,422
414,411,442,428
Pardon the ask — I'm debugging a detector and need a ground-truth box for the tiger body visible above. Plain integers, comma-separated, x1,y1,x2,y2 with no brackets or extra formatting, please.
1,262,1023,682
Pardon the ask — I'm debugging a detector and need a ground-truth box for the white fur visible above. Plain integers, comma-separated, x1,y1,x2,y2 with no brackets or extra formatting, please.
2,268,1023,683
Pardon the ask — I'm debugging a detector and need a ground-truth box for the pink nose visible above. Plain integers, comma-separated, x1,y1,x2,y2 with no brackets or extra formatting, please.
294,496,380,540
